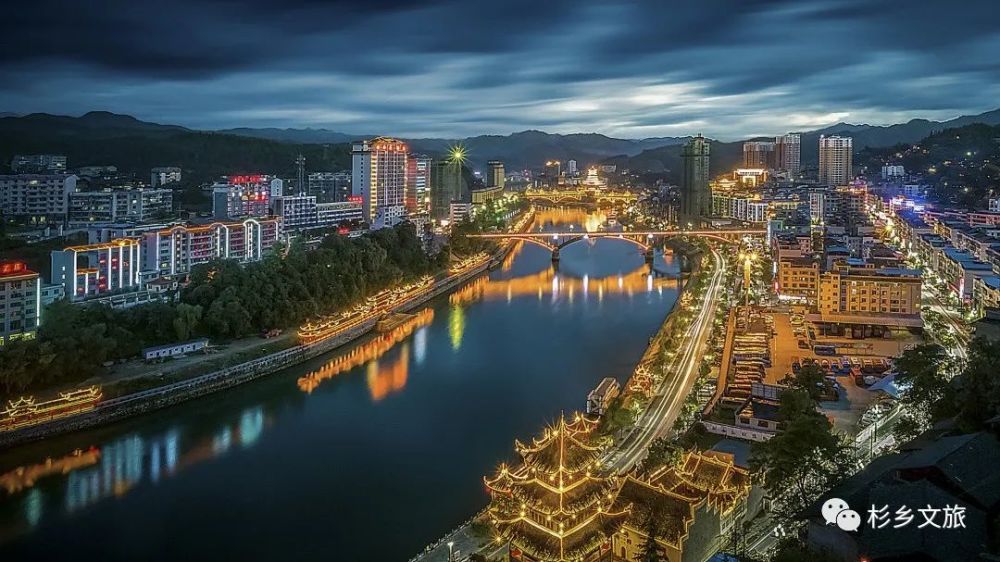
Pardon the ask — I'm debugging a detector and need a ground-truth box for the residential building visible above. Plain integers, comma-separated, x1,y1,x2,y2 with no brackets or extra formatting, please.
566,159,578,176
0,261,41,345
880,164,905,179
973,276,1000,317
818,135,853,186
470,185,504,206
143,218,280,276
938,248,994,301
774,133,801,174
814,266,923,333
777,258,820,300
352,137,408,228
405,155,431,214
430,159,467,221
68,188,173,225
711,193,768,223
486,160,505,190
307,171,352,202
273,195,363,232
150,166,182,187
0,174,78,222
680,135,711,226
10,154,67,174
212,175,279,219
50,238,143,301
742,141,775,168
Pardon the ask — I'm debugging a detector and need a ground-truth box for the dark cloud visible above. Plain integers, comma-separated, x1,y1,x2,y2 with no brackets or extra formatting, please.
0,0,998,137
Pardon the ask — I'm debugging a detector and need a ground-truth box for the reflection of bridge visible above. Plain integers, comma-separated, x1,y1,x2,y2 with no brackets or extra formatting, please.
467,229,765,262
450,264,676,305
523,187,638,205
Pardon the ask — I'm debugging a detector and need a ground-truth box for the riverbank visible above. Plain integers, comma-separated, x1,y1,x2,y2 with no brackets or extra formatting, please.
0,250,509,450
411,242,711,562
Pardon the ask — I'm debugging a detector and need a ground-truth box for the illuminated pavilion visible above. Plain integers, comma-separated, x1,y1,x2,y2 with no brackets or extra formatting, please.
485,414,629,562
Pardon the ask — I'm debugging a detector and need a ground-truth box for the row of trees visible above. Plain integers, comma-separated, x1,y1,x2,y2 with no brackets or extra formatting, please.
0,224,445,394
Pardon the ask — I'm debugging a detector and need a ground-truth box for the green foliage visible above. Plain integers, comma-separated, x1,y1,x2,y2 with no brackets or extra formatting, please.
892,343,955,442
950,337,1000,431
789,362,826,402
750,388,854,524
0,223,440,395
644,437,681,471
634,514,664,562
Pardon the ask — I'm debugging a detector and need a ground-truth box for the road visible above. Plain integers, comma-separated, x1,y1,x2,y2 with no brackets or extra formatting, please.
607,248,727,471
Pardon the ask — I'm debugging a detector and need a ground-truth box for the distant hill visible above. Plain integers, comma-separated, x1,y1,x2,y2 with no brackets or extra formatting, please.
0,112,350,182
3,108,1000,181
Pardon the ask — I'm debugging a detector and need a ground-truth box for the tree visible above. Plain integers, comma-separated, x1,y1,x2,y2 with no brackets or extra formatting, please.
892,343,955,442
634,514,664,562
951,337,1000,431
750,389,854,524
789,362,826,402
173,303,203,341
644,437,681,470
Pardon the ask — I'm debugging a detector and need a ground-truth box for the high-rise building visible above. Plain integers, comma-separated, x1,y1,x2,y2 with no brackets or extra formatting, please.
307,171,352,202
0,261,41,344
406,155,432,214
430,159,467,221
11,154,67,174
774,134,801,174
818,135,853,186
0,174,78,222
680,135,711,225
486,160,505,190
742,141,775,168
150,167,182,187
352,138,408,228
566,159,578,176
543,160,562,187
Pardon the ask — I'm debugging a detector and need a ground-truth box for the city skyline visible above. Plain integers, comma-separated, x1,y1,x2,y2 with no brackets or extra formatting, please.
2,1,999,139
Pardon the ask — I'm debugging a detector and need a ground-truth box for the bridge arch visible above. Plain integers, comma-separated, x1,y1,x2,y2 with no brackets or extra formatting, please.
556,234,651,251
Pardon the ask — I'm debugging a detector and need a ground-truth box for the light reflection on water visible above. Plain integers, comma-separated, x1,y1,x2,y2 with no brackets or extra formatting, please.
0,208,680,561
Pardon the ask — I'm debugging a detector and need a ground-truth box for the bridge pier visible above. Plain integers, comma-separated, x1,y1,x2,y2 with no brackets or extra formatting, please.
551,248,560,263
644,248,655,264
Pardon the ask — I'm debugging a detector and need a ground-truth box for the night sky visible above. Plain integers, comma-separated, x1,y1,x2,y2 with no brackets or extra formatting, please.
1,0,998,138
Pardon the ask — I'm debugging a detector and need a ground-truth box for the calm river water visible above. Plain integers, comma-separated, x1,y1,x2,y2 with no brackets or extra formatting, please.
0,209,679,561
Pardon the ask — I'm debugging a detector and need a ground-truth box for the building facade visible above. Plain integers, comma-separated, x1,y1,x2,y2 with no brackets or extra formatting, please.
816,266,922,326
211,175,280,220
150,166,182,187
51,238,144,301
430,159,467,221
742,141,775,169
143,218,280,276
405,155,431,215
486,160,505,189
680,135,711,225
273,195,363,232
0,174,78,222
306,171,351,202
352,137,408,228
775,133,801,174
68,188,173,225
818,135,853,186
11,154,67,174
0,261,41,345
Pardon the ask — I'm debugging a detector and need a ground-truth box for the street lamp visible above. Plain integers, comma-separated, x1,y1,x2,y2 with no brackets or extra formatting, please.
447,541,455,562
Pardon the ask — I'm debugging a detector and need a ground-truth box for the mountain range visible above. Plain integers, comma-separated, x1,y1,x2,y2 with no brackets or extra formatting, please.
2,108,1000,180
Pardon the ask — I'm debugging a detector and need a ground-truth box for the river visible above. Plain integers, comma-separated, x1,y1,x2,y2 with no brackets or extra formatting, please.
0,209,680,562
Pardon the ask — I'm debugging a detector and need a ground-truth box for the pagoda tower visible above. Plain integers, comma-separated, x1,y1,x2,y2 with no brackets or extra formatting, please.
485,413,630,562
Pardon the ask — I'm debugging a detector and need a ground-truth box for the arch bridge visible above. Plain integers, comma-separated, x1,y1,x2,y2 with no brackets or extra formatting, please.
523,188,638,205
466,229,764,262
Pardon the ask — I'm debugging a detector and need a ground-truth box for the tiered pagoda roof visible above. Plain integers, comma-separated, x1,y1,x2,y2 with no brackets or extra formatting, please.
485,413,629,562
613,450,752,549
